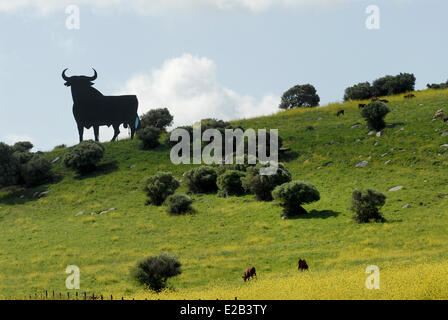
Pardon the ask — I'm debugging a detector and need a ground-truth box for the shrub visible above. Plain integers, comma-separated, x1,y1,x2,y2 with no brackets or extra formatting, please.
131,253,182,292
351,189,386,223
53,144,67,150
242,162,292,201
63,140,105,174
427,81,448,90
184,166,218,193
166,193,193,214
372,73,416,96
140,108,174,131
217,170,246,197
20,155,52,187
361,101,391,131
13,151,33,165
144,172,180,206
279,84,320,109
344,82,373,101
138,126,162,150
273,181,320,217
0,142,20,188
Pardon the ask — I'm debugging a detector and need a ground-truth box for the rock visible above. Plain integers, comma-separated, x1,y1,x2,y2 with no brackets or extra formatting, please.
99,211,108,215
38,191,50,198
51,157,60,164
390,148,394,152
402,204,411,209
329,141,334,145
90,212,97,215
384,160,391,165
376,131,382,137
388,186,403,192
108,208,116,212
75,211,84,216
381,153,388,157
355,139,361,142
20,195,25,199
367,131,375,136
374,142,379,146
130,165,136,169
395,127,404,134
356,161,369,168
441,132,448,137
351,124,362,129
441,144,448,148
317,117,323,121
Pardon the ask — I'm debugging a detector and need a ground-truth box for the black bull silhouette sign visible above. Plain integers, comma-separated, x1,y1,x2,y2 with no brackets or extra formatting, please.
62,68,140,142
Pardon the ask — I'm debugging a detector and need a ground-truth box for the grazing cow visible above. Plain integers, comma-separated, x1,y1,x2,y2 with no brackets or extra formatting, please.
444,115,448,122
62,68,140,143
336,109,345,117
371,97,379,102
404,93,416,99
298,258,309,271
379,99,389,103
242,267,257,282
433,109,444,120
358,103,367,109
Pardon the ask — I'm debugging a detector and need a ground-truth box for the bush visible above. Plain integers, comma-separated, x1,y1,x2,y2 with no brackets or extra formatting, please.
273,181,320,217
372,73,415,96
166,193,193,214
344,82,373,101
184,166,218,194
138,126,162,150
361,101,391,131
427,81,448,90
242,162,292,201
144,172,180,206
217,170,246,197
351,189,386,223
20,155,52,187
279,84,320,109
12,141,33,153
140,108,174,130
13,151,33,165
131,253,182,292
0,142,20,188
63,140,105,174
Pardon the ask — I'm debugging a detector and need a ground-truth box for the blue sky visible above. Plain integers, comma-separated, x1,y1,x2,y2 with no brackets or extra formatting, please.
0,0,447,150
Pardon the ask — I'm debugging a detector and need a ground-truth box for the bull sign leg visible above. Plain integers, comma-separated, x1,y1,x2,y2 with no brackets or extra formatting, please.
111,124,121,142
93,126,100,142
77,124,84,143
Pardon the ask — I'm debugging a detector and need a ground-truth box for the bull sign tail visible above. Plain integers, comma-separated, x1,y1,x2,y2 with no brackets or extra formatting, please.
135,116,141,130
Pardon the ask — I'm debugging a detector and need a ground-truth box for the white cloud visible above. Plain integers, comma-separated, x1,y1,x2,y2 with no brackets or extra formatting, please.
88,53,279,142
0,0,351,14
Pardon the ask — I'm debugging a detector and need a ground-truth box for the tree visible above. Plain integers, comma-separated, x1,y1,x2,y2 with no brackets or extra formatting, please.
144,172,180,206
0,142,20,188
140,108,174,131
372,73,415,96
20,155,52,187
351,189,386,223
361,101,391,131
242,162,291,201
273,181,320,217
344,82,373,101
279,84,320,109
131,253,182,292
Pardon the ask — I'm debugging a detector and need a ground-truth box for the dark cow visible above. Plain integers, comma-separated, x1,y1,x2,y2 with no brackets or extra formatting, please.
336,109,345,117
242,267,257,282
358,103,367,109
62,68,140,143
298,258,309,271
404,93,416,99
443,114,448,122
379,99,389,103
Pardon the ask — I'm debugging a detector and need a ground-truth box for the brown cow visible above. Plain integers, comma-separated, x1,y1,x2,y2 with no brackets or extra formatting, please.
371,97,379,102
358,103,367,109
298,258,309,271
336,109,345,117
404,94,416,99
242,266,257,282
444,115,448,122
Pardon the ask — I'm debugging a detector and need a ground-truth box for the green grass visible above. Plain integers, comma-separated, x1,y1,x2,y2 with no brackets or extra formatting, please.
1,89,448,298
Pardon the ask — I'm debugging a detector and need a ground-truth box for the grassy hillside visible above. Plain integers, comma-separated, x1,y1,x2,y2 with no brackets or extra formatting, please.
1,89,448,299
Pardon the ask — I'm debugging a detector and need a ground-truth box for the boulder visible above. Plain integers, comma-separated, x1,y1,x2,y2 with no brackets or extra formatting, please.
75,211,84,216
388,186,403,192
356,161,369,168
